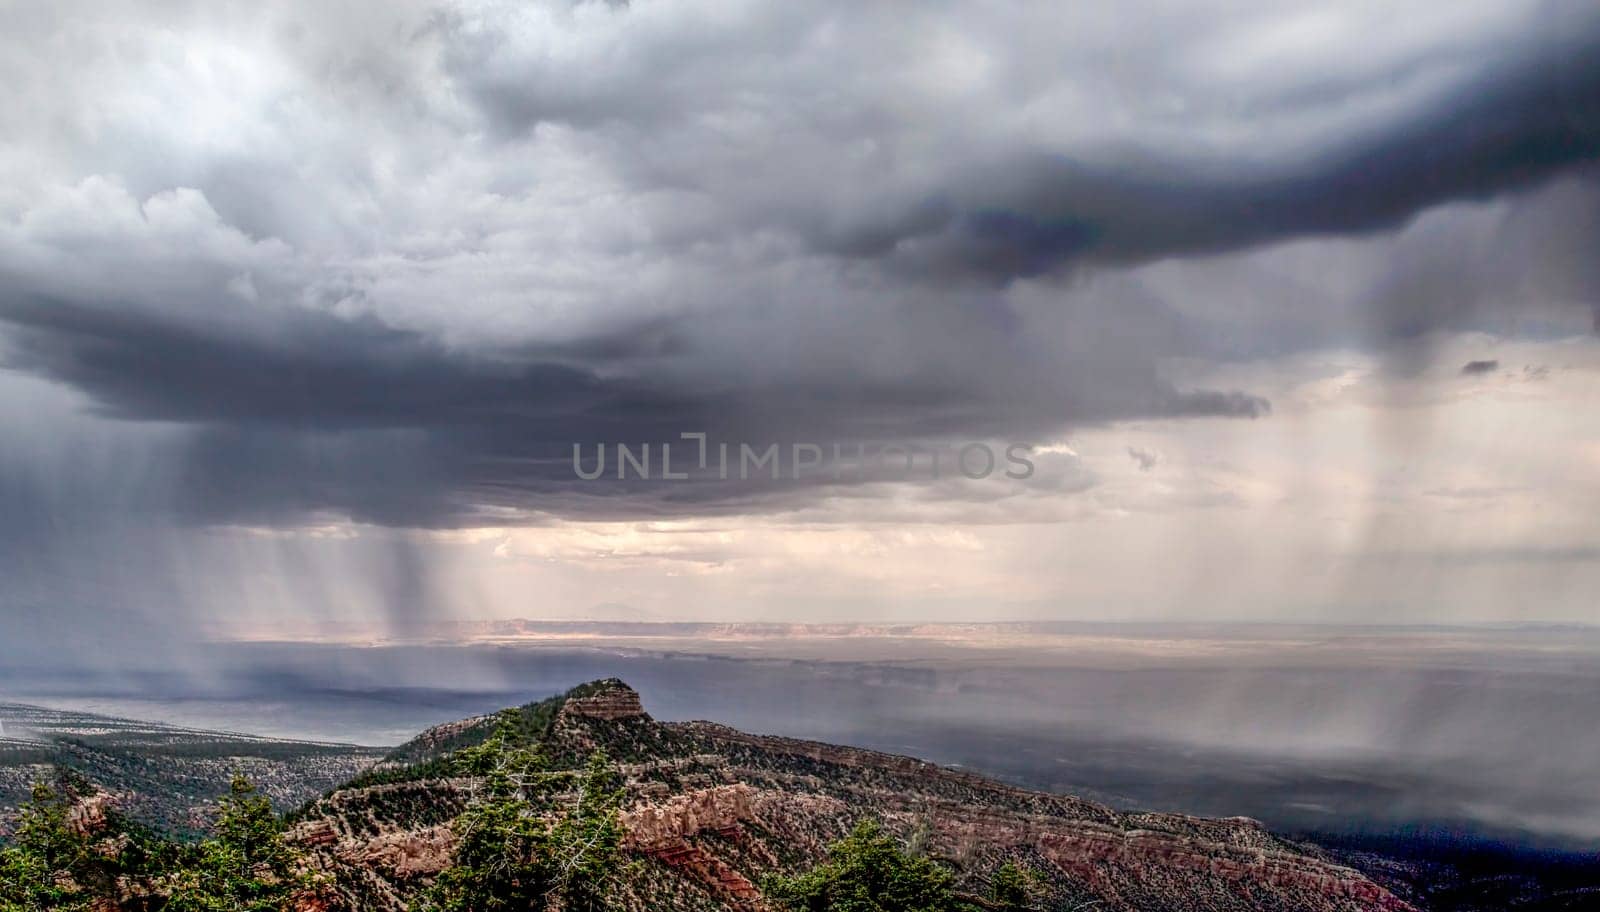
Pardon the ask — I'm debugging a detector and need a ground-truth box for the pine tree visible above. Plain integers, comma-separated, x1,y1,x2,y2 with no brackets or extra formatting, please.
415,721,625,912
764,819,978,912
163,775,306,912
548,751,625,912
0,781,93,912
989,862,1035,911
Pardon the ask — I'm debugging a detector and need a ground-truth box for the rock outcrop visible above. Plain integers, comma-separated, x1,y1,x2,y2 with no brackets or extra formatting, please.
292,679,1416,912
649,838,769,911
559,679,649,721
66,790,118,837
622,784,756,850
343,824,455,878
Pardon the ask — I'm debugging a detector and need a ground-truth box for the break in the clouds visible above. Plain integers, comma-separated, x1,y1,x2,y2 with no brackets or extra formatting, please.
0,0,1598,633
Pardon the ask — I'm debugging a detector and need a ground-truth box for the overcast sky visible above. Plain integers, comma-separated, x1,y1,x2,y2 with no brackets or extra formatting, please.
1,0,1598,649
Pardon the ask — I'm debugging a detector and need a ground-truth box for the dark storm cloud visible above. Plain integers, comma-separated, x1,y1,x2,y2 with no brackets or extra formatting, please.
0,282,1262,523
447,1,1600,281
0,296,619,429
0,310,1266,527
0,0,1596,529
908,48,1600,281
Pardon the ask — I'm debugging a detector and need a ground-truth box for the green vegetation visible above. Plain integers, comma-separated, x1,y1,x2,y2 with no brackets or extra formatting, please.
0,777,100,911
160,776,313,911
414,716,624,912
3,711,630,912
0,771,315,912
1,703,385,840
989,861,1050,911
764,819,978,912
6,681,1077,912
346,691,576,791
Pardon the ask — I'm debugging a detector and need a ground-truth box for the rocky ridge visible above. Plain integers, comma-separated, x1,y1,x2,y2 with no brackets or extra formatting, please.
290,679,1416,912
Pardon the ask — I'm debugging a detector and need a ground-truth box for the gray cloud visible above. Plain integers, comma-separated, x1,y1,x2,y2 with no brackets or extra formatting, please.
444,1,1600,276
1461,359,1501,375
1127,447,1161,472
0,0,1595,535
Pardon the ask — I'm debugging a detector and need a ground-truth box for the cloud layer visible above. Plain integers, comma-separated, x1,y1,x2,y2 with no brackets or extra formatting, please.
1,1,1598,528
0,1,1597,636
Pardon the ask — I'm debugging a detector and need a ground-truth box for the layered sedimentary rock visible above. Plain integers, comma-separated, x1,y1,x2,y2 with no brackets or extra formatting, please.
622,783,757,850
292,680,1415,912
560,679,649,721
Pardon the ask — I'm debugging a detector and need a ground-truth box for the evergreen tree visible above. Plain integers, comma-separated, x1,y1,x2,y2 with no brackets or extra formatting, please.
989,862,1038,911
0,781,93,912
163,775,306,912
417,721,551,912
764,819,977,912
415,721,624,912
548,751,625,912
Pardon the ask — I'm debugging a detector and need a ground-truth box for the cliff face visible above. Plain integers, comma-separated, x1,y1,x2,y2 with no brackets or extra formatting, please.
561,680,649,721
292,680,1415,912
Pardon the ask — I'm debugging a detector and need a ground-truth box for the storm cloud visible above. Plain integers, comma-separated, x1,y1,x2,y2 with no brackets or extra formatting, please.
0,0,1597,618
